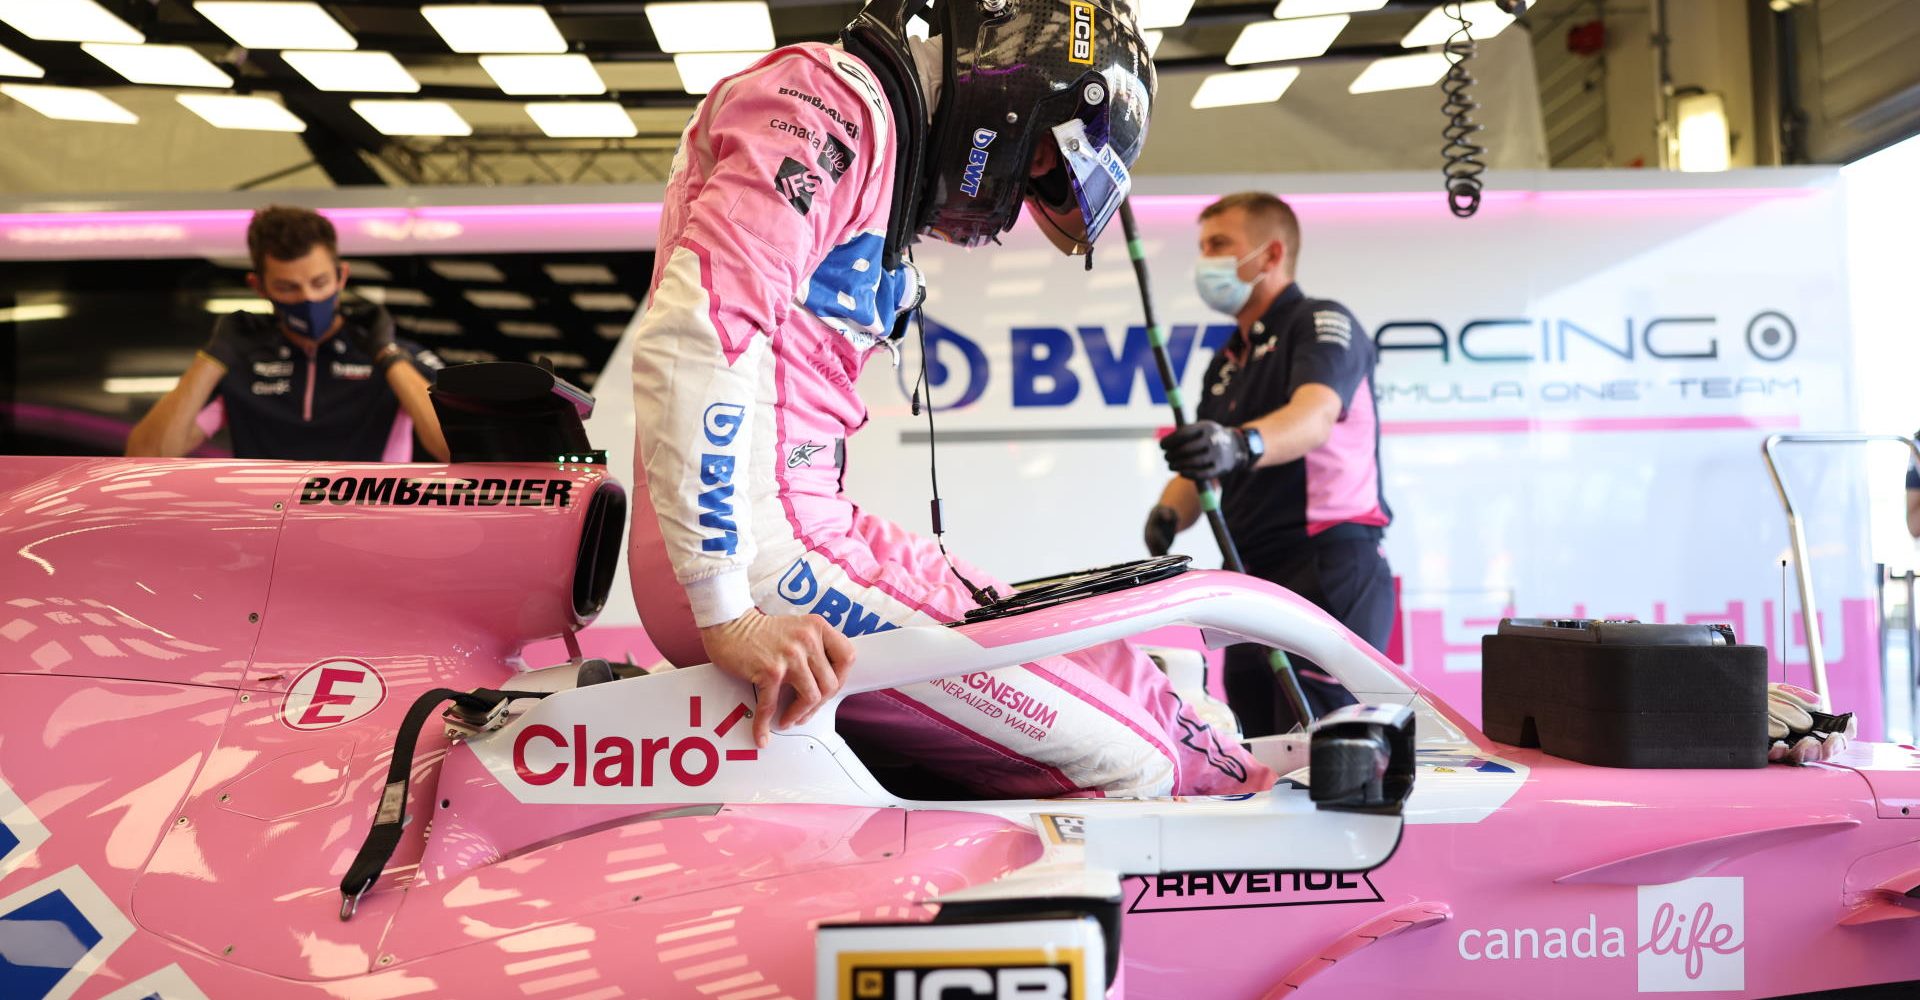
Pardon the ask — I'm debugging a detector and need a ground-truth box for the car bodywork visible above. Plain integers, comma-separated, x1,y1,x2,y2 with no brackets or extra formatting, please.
2,454,1916,999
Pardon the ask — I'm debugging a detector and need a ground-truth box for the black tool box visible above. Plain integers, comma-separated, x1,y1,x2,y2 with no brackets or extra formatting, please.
1480,619,1768,768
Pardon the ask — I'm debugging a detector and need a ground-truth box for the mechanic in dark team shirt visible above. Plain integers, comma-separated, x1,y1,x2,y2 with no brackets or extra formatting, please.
127,205,448,462
1145,192,1393,736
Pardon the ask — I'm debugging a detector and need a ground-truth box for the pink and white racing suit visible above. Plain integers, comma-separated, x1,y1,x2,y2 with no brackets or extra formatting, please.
628,42,1271,798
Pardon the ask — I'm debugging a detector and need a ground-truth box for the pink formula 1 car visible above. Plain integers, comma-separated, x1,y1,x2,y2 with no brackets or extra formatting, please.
2,377,1917,999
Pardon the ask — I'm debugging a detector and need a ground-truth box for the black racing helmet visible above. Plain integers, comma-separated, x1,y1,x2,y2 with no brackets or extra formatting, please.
846,0,1156,257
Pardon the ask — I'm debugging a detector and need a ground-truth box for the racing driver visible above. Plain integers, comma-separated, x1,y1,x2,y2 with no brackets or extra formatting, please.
627,0,1272,797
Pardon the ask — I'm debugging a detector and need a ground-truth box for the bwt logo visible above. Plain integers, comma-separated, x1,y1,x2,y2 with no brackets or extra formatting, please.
1637,877,1744,992
513,695,758,788
960,128,997,197
778,558,900,638
699,402,746,555
901,318,1234,411
1376,310,1797,365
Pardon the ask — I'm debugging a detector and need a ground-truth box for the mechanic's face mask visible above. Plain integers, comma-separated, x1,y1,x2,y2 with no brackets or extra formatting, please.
1193,247,1268,316
271,271,342,339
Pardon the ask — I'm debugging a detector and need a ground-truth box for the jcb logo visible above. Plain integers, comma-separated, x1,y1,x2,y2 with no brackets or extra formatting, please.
848,965,1073,999
1068,1,1095,64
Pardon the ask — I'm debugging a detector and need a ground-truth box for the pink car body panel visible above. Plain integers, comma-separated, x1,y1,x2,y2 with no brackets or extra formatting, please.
2,457,1917,999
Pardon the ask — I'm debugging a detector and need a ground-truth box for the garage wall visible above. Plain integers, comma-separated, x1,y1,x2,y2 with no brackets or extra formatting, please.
1795,0,1920,162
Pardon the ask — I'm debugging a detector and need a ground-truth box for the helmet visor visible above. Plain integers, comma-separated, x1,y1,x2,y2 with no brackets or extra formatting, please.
1025,72,1148,255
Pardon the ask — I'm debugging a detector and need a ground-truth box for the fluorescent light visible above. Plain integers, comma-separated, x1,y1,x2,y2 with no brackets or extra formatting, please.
545,263,616,284
1143,30,1163,57
1347,52,1451,93
350,100,471,136
526,101,636,138
1139,0,1195,30
673,51,765,95
193,2,356,50
571,292,637,311
355,287,432,307
1401,1,1518,48
0,83,138,124
0,303,69,323
396,316,464,337
421,5,566,54
1676,91,1730,172
283,50,420,93
104,376,180,394
82,43,234,87
480,54,605,95
0,0,142,43
1275,0,1387,16
428,260,505,282
203,298,274,314
1226,15,1348,65
0,42,44,78
497,320,561,338
645,2,775,54
468,290,535,310
1190,67,1300,109
177,93,307,131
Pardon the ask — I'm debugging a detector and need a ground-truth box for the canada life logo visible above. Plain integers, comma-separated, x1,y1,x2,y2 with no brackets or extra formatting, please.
512,695,759,788
1637,877,1744,992
280,659,388,731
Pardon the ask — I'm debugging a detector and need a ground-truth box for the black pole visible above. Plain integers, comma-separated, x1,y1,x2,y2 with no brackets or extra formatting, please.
1118,200,1314,730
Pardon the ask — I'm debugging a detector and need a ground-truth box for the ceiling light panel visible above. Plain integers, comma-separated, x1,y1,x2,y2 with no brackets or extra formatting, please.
193,2,356,50
1,83,138,123
0,0,142,43
526,101,637,138
82,43,234,87
545,263,616,284
0,43,44,78
1225,15,1349,65
1274,0,1388,16
283,50,420,92
1138,0,1195,30
644,2,775,54
1347,52,1451,93
480,54,605,95
1189,67,1300,109
350,99,471,136
1401,1,1519,48
421,5,567,54
673,51,766,95
429,260,505,282
177,93,306,131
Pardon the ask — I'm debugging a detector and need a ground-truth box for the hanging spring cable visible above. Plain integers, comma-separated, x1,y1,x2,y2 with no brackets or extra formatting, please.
1440,1,1488,218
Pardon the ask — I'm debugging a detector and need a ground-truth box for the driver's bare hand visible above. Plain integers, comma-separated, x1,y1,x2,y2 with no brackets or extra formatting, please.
699,610,855,747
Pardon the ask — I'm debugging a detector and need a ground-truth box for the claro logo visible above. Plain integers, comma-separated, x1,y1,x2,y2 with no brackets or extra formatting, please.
512,696,758,788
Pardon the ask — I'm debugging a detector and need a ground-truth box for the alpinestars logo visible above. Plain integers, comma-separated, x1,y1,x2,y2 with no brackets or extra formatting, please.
960,128,997,197
788,441,827,468
776,157,821,215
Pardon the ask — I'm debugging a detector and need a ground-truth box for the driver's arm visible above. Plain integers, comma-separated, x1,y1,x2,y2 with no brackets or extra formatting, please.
629,51,881,744
126,352,224,457
385,348,449,462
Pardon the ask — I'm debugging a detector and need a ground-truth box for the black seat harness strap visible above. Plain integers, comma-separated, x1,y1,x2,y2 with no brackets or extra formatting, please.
338,686,548,920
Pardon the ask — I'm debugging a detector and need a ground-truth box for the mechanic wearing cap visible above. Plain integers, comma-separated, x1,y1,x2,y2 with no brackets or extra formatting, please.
126,205,448,462
1145,192,1393,736
625,0,1270,797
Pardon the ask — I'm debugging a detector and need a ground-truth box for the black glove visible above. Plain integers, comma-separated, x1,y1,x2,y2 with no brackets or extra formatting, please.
1144,504,1179,556
1160,420,1252,481
348,306,406,373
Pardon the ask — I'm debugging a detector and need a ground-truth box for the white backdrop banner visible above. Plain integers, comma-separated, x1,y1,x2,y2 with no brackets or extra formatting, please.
588,170,1878,735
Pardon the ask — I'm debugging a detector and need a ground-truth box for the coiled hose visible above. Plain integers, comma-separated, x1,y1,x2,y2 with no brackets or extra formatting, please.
1440,1,1486,218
